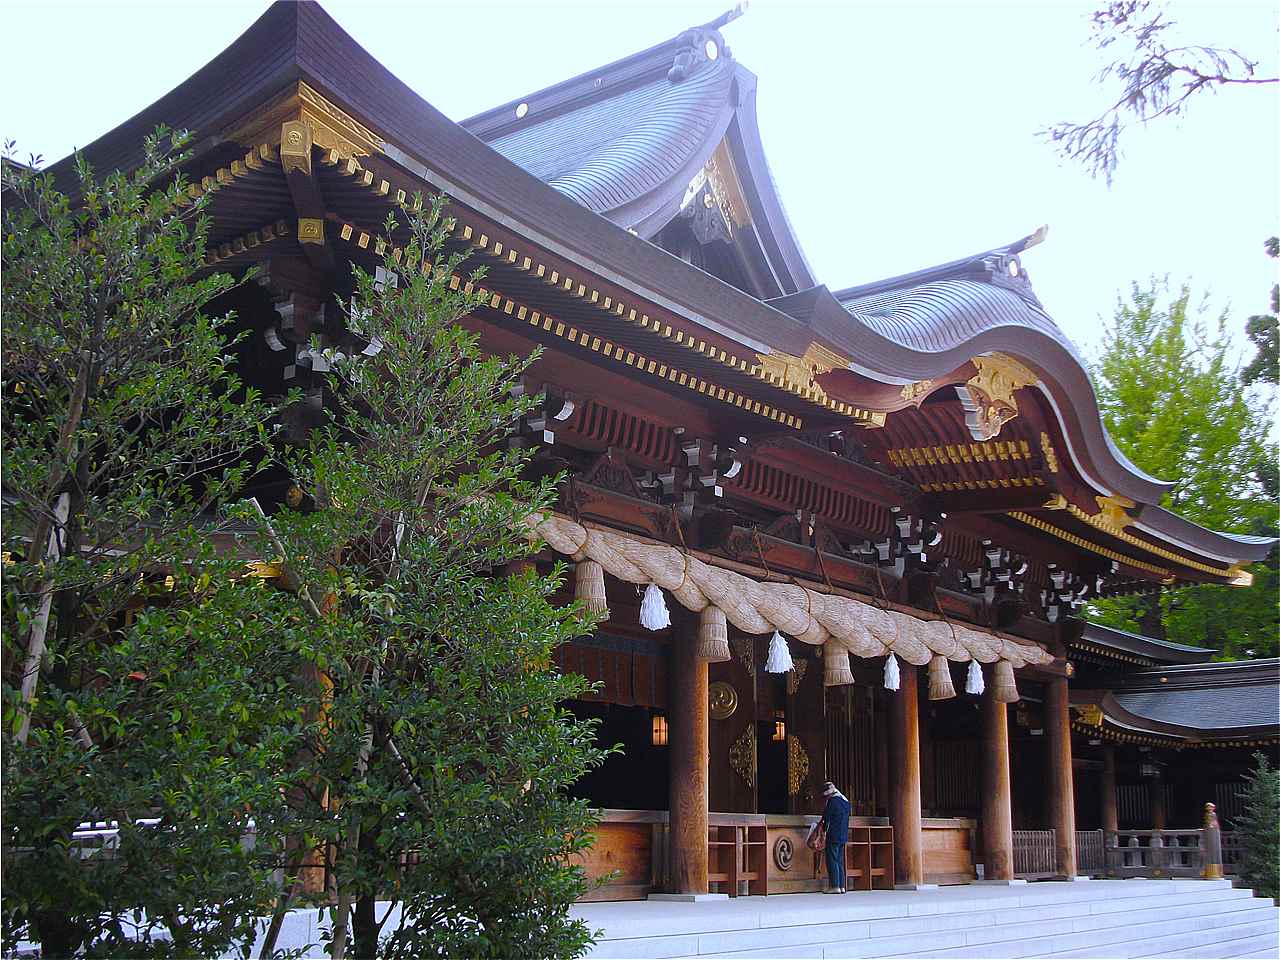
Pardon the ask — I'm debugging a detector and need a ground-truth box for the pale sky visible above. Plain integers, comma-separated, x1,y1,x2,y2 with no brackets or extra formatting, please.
3,0,1277,367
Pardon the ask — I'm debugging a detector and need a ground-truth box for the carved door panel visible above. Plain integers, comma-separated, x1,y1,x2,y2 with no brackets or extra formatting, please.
786,643,827,814
709,629,757,813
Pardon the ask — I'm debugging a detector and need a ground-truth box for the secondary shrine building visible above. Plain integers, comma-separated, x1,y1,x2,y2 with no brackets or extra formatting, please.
50,2,1279,898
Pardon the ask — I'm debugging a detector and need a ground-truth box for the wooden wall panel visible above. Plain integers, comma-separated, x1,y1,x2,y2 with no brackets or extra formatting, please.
787,644,827,814
922,819,977,885
709,634,757,813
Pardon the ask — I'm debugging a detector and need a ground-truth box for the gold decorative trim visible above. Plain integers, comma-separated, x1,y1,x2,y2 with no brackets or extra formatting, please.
1091,494,1136,533
204,219,291,267
918,477,1044,493
887,439,1033,468
754,342,853,412
729,726,757,787
297,218,325,245
326,158,882,426
1042,494,1068,510
787,735,810,797
1039,432,1060,473
176,143,278,207
332,221,808,428
280,120,313,176
1063,502,1236,579
1009,511,1171,577
900,379,935,402
957,354,1038,441
1072,704,1103,727
228,81,384,160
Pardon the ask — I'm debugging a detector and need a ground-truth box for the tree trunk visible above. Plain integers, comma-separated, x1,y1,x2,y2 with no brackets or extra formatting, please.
353,893,378,960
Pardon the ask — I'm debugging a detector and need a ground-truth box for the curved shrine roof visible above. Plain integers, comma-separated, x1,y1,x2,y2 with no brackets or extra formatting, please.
40,1,1274,578
1080,659,1280,741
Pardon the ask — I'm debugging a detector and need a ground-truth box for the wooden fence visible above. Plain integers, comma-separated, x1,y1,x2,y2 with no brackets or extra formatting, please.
1012,829,1057,880
1075,829,1106,876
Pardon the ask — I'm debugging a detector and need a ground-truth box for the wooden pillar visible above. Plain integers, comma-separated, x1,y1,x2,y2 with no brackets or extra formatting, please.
1150,773,1167,829
1044,677,1078,878
888,663,926,887
668,629,708,894
981,692,1015,881
1101,745,1118,833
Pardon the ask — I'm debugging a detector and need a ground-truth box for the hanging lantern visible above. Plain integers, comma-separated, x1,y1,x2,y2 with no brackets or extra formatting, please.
966,659,985,695
883,652,901,691
764,631,794,673
993,660,1019,703
928,654,956,701
824,644,855,686
574,559,608,619
639,583,671,631
695,605,731,662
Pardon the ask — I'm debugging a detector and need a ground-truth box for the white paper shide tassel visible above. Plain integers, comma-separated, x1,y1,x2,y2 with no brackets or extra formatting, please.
764,631,794,673
966,659,985,695
883,652,901,691
639,582,671,631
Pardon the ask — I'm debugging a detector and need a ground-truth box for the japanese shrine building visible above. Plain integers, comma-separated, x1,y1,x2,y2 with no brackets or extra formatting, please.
49,1,1279,897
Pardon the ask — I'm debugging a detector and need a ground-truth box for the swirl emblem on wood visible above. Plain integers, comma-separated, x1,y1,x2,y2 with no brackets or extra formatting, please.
709,681,739,720
773,836,795,871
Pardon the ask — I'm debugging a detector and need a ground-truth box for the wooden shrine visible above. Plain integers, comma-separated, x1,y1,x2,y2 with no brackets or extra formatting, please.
36,1,1278,899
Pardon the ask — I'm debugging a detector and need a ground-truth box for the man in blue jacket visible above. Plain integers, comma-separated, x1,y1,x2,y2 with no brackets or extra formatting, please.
821,780,852,893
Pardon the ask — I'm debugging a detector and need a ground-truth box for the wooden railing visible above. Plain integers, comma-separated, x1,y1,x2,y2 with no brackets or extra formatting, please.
1012,829,1057,880
1220,831,1242,874
1075,829,1106,876
1105,829,1204,878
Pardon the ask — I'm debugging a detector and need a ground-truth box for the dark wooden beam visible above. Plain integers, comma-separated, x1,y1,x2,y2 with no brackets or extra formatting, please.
280,122,335,273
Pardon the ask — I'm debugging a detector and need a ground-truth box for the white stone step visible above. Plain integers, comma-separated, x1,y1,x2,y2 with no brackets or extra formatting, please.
1044,916,1278,959
1143,927,1280,959
580,879,1261,960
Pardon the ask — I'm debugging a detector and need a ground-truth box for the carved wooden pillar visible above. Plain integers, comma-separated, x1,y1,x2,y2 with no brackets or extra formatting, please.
1101,745,1118,834
667,623,708,894
888,662,926,887
981,692,1015,881
1044,676,1078,878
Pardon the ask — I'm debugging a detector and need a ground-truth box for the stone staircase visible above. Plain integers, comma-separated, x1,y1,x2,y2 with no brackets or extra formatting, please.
577,879,1278,959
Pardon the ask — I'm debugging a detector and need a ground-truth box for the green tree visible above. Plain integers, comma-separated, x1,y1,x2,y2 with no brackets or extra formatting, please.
1087,280,1279,658
1236,753,1279,901
1043,1,1278,184
2,134,308,957
1241,237,1278,387
254,198,608,959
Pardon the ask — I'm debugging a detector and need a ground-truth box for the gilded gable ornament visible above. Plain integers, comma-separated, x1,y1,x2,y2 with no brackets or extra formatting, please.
956,354,1038,441
1093,494,1136,532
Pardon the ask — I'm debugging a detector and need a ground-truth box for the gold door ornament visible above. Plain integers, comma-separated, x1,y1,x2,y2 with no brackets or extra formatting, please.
708,681,739,720
729,726,757,787
787,735,811,797
786,659,809,697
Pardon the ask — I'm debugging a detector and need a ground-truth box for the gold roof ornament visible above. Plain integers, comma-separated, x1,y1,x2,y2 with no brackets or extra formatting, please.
956,353,1038,441
1092,494,1137,533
